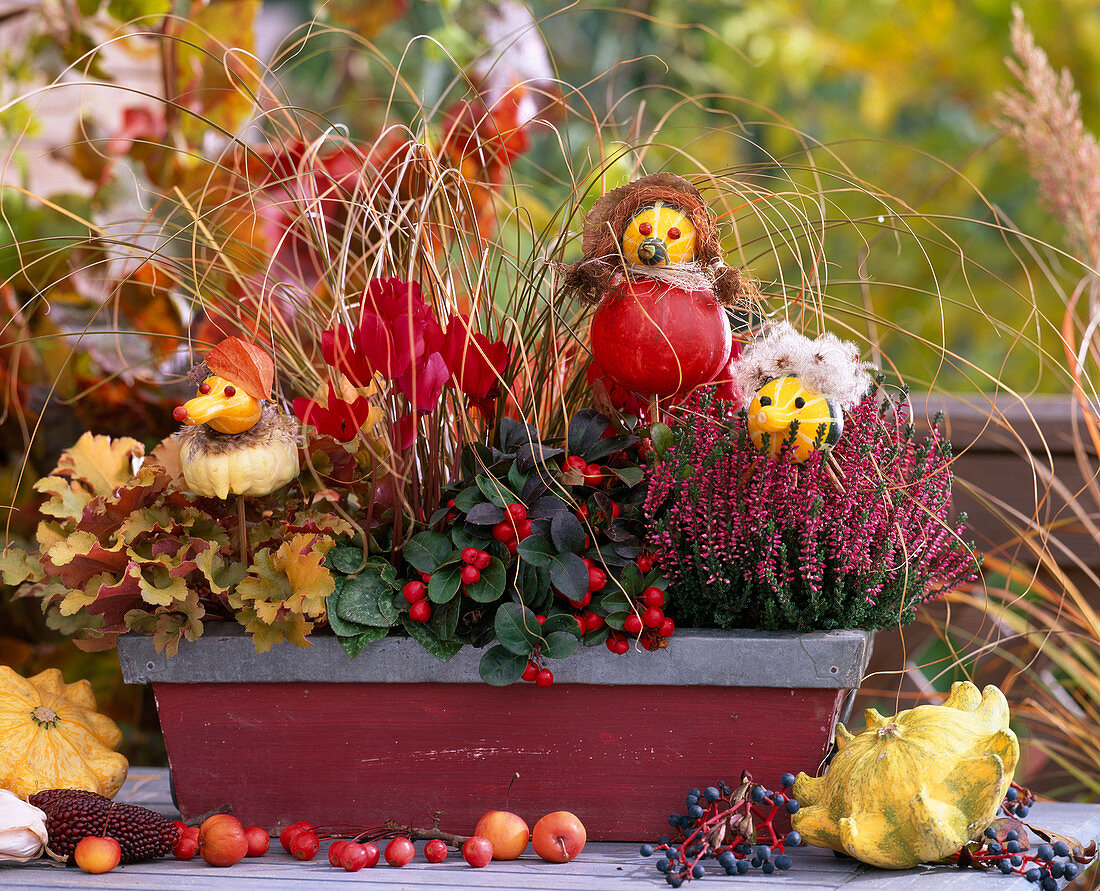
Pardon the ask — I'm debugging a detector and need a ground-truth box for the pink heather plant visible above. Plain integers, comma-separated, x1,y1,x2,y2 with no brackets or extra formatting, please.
644,387,979,631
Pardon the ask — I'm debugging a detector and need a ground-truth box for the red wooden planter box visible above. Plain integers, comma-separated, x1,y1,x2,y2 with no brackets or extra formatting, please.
118,627,870,841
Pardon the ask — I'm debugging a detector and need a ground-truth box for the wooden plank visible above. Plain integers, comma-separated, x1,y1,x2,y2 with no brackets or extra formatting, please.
153,682,843,839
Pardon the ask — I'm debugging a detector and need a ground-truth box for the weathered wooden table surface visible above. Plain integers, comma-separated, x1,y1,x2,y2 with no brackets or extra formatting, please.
3,769,1098,889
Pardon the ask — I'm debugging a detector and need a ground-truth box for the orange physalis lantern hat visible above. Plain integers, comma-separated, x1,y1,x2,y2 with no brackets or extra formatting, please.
204,337,275,401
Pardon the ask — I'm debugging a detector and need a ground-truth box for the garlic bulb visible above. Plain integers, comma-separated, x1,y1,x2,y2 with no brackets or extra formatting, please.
0,788,50,863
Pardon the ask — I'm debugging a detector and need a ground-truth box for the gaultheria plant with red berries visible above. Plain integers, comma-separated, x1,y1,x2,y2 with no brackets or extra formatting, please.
644,387,979,631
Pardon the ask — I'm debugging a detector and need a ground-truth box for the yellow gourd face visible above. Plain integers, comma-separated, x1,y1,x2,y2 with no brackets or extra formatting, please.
791,682,1019,869
0,666,128,799
620,202,697,266
746,375,842,463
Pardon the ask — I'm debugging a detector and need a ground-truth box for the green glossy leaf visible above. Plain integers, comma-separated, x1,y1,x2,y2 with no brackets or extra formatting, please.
429,564,463,604
479,644,528,686
540,613,582,637
508,461,530,494
620,562,644,597
548,552,589,601
611,466,645,488
551,511,586,554
465,557,506,603
650,422,674,457
584,626,611,647
599,589,633,615
430,595,460,640
404,531,453,573
338,626,388,659
466,502,506,526
543,630,580,660
453,485,482,514
494,601,543,655
402,616,463,661
517,535,552,568
476,474,511,508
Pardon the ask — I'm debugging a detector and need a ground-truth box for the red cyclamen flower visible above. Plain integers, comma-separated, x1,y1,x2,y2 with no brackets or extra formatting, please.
441,313,509,411
292,381,375,443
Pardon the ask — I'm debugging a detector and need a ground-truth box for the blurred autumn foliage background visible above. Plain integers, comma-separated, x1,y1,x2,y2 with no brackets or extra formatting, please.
1,0,1098,785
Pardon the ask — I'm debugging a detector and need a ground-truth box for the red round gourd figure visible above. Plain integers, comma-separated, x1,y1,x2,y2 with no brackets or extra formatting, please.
563,173,753,401
590,278,732,397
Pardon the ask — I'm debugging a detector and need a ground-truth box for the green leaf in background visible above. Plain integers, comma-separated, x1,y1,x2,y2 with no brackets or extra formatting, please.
494,601,542,655
402,616,463,661
479,644,528,686
325,590,368,637
540,613,582,637
430,594,461,640
453,485,482,513
611,466,645,487
404,531,453,573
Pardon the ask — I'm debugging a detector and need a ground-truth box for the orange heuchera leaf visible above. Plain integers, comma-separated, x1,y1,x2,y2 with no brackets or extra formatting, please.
204,337,274,400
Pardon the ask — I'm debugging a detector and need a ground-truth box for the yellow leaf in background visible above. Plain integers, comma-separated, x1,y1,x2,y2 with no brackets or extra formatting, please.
35,521,66,554
319,0,407,38
59,572,114,616
148,437,184,485
34,476,93,522
173,1,262,145
0,548,42,586
194,548,247,594
136,563,190,607
53,432,143,497
46,531,105,567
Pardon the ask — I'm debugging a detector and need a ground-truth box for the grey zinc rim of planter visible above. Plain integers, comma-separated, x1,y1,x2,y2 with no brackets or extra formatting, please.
118,625,872,688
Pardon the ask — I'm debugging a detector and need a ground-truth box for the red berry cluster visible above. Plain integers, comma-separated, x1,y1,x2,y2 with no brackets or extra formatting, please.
402,578,431,622
563,454,604,488
492,502,532,555
605,554,675,654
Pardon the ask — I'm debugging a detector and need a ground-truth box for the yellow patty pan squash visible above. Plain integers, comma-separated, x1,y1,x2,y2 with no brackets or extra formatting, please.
0,666,128,800
792,682,1018,869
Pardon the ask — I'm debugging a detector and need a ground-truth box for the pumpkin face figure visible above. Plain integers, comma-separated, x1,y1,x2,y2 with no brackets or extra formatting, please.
746,375,842,463
620,202,697,266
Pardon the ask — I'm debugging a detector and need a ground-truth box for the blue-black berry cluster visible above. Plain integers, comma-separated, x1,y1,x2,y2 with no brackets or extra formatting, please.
640,772,802,885
960,824,1082,889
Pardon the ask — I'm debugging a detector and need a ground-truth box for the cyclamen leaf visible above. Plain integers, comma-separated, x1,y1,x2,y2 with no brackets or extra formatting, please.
338,627,389,659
